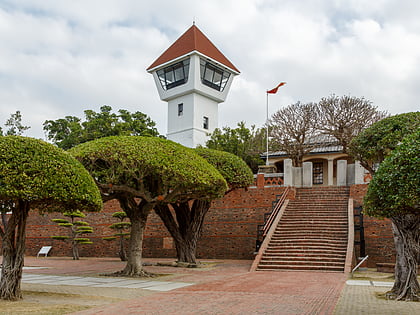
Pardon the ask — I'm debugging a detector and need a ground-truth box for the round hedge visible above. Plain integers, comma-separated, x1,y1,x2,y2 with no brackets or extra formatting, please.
350,112,420,165
364,129,420,217
69,136,228,201
0,136,102,213
195,148,254,190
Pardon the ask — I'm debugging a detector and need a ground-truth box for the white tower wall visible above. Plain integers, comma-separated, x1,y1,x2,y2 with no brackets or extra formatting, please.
166,93,218,147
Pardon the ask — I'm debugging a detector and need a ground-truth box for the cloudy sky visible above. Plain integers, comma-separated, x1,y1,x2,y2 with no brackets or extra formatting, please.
0,0,419,139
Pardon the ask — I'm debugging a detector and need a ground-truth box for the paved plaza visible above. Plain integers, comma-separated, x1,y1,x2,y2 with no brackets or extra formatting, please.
1,257,419,314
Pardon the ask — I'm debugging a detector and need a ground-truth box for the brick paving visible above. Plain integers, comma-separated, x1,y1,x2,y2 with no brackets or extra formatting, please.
72,271,346,315
16,257,420,314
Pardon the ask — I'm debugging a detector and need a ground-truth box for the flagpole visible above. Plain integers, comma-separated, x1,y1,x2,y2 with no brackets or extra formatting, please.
265,82,285,167
266,91,269,166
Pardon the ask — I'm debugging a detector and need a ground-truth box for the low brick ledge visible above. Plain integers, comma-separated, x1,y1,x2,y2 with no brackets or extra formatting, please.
376,262,420,274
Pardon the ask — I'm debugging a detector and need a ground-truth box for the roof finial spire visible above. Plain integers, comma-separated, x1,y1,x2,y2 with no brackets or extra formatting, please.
193,17,195,26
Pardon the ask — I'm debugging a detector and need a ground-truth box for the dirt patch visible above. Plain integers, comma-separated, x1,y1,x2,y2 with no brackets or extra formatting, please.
0,283,155,315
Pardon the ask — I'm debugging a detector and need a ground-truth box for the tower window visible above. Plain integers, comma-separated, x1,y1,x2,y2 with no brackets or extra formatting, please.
203,116,209,129
157,58,190,90
200,59,231,91
178,103,183,116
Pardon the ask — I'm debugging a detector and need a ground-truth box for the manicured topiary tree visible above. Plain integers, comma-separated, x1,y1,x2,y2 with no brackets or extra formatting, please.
51,210,94,260
69,136,227,276
0,136,102,300
103,211,131,261
349,112,420,175
364,130,420,300
155,148,254,264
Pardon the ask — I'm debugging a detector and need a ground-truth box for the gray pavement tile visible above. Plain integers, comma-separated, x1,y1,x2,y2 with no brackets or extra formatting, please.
372,281,394,287
345,280,372,286
22,279,63,284
145,282,193,291
96,280,158,288
19,273,194,291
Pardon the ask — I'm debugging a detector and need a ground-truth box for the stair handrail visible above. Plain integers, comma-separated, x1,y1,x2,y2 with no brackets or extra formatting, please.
250,198,290,272
262,186,290,237
344,198,355,273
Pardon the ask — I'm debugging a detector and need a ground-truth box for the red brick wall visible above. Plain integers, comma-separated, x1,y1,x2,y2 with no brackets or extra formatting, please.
4,184,394,267
350,185,395,267
22,186,290,260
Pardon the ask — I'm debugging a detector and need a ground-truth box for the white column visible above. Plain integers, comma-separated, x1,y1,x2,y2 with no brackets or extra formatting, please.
283,159,293,186
354,161,365,184
303,162,313,187
337,160,347,186
293,167,302,187
328,158,334,186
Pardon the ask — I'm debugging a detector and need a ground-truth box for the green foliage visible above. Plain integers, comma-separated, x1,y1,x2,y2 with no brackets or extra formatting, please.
51,219,68,224
349,112,420,173
103,236,117,241
74,238,90,242
364,130,420,218
76,226,93,232
112,211,127,220
51,210,95,256
195,148,254,190
0,136,102,213
74,221,89,226
69,136,228,202
110,222,131,230
51,236,69,240
1,111,30,136
58,223,73,227
205,122,266,173
63,211,86,218
43,105,160,150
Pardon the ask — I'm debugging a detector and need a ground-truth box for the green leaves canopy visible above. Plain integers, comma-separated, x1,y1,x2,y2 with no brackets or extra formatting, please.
43,105,160,150
364,129,420,218
69,136,228,202
0,136,102,213
195,148,254,190
205,122,266,173
349,112,420,174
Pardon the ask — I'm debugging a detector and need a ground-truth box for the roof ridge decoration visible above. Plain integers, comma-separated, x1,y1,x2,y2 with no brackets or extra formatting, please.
147,25,239,73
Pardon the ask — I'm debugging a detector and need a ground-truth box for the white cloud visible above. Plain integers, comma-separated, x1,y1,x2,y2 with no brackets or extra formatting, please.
0,0,419,140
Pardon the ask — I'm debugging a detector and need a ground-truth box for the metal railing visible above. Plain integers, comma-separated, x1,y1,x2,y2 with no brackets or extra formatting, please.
256,186,290,251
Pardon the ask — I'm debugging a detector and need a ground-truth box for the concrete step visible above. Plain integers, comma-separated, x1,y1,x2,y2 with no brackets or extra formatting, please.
263,252,346,258
270,237,347,243
261,256,346,262
257,264,344,272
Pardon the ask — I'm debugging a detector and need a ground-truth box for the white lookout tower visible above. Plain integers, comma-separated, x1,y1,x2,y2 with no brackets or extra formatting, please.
147,24,239,148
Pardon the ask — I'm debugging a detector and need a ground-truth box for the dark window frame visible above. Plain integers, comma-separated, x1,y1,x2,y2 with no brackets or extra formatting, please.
200,59,230,92
203,116,209,130
157,58,190,90
178,103,183,116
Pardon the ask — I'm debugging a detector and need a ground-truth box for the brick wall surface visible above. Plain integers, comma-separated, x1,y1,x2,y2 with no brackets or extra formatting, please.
3,184,394,268
350,185,395,267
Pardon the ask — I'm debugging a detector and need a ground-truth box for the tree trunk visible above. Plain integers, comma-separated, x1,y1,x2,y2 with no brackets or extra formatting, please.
72,241,79,260
0,200,29,300
387,214,420,301
118,235,127,261
71,223,79,260
155,200,211,265
114,197,152,277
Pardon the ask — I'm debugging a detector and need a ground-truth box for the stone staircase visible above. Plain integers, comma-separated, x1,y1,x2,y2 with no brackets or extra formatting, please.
257,187,349,272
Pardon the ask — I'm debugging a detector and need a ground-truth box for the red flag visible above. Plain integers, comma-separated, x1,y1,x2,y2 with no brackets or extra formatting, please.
267,82,286,94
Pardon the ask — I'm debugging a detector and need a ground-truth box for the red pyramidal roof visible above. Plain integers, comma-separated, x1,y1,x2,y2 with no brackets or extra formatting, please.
147,25,239,73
